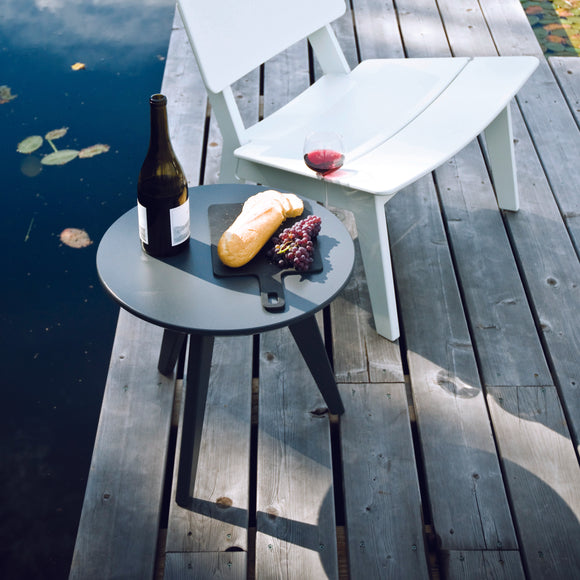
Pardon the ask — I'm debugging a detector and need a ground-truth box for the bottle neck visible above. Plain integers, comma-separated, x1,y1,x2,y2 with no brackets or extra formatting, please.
148,94,172,156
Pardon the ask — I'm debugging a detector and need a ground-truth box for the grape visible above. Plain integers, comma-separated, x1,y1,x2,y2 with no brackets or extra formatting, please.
266,215,321,272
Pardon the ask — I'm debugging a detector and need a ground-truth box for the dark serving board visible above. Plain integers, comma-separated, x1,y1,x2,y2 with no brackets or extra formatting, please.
209,201,322,312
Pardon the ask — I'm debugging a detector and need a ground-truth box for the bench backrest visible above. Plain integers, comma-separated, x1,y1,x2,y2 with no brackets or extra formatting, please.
177,0,347,93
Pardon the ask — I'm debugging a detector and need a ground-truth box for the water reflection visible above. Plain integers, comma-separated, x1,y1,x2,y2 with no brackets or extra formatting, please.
0,1,175,578
3,0,174,65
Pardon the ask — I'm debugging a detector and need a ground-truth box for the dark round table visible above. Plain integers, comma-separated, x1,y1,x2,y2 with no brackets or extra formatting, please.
96,184,354,504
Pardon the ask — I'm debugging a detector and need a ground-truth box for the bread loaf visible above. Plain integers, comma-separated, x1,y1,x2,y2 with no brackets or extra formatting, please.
218,190,303,268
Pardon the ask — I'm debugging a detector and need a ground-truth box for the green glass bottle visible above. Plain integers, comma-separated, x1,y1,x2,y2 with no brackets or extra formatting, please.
137,94,190,257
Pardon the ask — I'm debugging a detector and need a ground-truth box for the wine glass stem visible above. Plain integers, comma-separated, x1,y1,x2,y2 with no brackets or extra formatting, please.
318,174,328,207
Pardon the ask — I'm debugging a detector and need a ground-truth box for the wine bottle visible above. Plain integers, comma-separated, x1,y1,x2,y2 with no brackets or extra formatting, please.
137,93,190,257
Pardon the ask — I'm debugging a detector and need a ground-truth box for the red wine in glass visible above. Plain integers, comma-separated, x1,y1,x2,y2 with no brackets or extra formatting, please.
303,149,345,175
303,131,345,205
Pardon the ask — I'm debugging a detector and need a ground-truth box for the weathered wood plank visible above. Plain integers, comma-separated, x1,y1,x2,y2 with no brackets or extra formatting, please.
326,1,359,70
396,0,450,58
430,0,580,457
478,0,580,230
339,383,430,579
437,0,580,264
487,386,580,579
503,103,580,451
435,0,496,57
443,550,525,579
164,336,253,558
163,9,209,186
406,5,580,575
256,327,338,579
70,310,176,580
550,56,580,128
549,56,580,257
435,136,553,388
164,551,246,579
264,39,310,116
329,215,371,383
402,0,553,389
383,3,580,578
387,175,518,552
515,59,580,236
477,0,546,57
350,0,404,60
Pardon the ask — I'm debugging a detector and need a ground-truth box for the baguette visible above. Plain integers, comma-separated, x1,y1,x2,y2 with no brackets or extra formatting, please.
218,190,303,268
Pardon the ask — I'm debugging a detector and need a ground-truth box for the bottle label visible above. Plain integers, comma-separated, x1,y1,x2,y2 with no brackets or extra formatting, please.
170,199,190,246
137,201,148,244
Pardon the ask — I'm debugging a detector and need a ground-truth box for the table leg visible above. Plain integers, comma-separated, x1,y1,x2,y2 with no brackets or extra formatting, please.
288,316,345,415
175,334,215,508
158,329,187,375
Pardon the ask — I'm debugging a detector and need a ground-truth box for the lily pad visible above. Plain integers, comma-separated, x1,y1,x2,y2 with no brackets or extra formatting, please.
79,143,110,158
525,5,544,15
45,127,69,141
17,135,43,154
41,150,79,166
60,228,92,248
0,85,17,104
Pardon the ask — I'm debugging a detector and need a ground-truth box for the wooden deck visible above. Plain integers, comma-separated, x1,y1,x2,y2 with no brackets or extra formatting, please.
69,0,580,578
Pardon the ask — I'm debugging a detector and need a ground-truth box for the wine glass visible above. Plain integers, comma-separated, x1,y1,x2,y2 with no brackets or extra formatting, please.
303,131,344,206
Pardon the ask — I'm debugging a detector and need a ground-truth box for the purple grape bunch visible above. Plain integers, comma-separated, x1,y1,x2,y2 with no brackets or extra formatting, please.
267,215,322,272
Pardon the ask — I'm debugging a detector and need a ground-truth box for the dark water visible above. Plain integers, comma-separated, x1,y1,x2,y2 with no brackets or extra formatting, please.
0,1,175,577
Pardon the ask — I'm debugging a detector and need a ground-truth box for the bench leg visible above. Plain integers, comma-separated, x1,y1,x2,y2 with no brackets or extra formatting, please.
176,334,215,507
158,329,187,375
484,103,519,211
351,194,400,341
289,315,345,415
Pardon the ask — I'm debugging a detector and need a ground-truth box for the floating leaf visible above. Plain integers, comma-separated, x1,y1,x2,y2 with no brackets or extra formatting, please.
41,150,79,166
547,34,570,44
45,127,69,141
525,6,544,15
79,143,110,158
71,62,86,71
60,228,92,248
534,26,549,39
0,85,17,104
17,135,43,154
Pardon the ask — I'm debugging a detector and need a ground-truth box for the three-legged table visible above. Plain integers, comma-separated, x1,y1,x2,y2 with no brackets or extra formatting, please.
97,184,355,506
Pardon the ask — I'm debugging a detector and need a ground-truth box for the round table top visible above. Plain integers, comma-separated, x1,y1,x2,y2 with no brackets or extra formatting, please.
96,184,355,336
